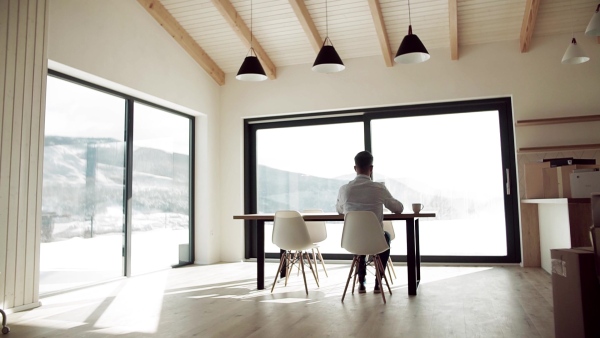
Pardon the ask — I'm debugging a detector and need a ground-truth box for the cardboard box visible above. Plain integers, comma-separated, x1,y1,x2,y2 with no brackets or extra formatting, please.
543,165,600,198
524,162,551,199
551,247,600,338
570,170,600,198
592,227,600,284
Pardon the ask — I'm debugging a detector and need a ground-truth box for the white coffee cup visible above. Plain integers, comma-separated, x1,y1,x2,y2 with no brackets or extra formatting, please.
412,203,424,213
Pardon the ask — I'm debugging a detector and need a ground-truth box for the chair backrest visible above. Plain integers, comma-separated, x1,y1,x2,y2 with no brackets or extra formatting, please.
303,209,327,243
272,210,313,251
383,221,395,241
341,211,389,255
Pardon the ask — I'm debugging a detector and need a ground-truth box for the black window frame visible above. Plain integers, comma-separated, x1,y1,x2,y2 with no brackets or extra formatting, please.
244,97,520,264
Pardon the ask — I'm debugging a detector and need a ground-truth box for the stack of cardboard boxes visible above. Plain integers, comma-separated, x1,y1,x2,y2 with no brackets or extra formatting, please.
551,193,600,337
524,158,600,199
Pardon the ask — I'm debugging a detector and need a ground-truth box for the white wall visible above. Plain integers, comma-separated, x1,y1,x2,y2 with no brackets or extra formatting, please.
1,0,48,312
219,34,600,262
47,0,222,264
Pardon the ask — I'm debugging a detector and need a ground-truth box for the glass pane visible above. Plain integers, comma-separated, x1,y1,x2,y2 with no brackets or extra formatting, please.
372,111,507,256
131,103,191,275
41,76,125,294
256,122,364,254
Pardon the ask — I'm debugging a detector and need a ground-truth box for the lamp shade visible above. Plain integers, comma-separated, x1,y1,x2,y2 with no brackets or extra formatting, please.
312,44,345,73
236,54,267,81
561,38,590,65
585,5,600,36
394,25,430,64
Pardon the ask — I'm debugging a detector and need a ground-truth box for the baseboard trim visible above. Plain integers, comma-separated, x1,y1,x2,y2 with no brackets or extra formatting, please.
4,301,42,314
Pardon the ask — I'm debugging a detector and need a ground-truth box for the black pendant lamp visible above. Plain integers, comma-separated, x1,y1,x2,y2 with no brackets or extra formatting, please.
312,0,345,73
236,0,267,81
394,0,430,64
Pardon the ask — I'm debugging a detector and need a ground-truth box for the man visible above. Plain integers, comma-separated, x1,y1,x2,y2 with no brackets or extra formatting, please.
336,150,404,294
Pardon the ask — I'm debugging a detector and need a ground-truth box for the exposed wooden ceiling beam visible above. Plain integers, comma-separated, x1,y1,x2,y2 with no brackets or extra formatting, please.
289,0,322,54
211,0,276,80
448,0,458,60
520,0,540,53
137,0,225,86
368,0,393,67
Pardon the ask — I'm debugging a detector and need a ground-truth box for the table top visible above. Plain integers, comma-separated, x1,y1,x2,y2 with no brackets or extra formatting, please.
233,212,436,221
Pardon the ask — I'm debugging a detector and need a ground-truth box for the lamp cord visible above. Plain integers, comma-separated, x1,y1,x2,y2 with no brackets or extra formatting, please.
250,0,253,48
408,0,412,26
326,0,328,38
570,0,574,39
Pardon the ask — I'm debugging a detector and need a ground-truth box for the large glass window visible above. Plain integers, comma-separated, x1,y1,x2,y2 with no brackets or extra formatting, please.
41,76,126,294
371,111,507,257
246,99,519,263
41,72,194,294
131,103,192,275
256,122,363,254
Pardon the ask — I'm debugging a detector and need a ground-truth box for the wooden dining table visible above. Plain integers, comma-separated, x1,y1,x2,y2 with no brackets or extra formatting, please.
233,212,436,296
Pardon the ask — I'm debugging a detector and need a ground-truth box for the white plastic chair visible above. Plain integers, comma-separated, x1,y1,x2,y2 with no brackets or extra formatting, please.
364,221,396,283
303,209,329,279
341,211,392,303
271,210,319,294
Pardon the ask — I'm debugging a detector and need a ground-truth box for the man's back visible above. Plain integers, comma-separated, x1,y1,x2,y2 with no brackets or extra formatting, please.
336,174,403,224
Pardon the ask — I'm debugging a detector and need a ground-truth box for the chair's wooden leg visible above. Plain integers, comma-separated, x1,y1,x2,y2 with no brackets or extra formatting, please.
374,255,386,304
305,251,320,287
299,251,309,295
295,252,301,276
387,260,394,285
271,253,286,293
388,256,397,279
376,256,392,296
311,249,319,282
285,252,292,286
342,256,358,302
316,247,328,277
351,256,360,294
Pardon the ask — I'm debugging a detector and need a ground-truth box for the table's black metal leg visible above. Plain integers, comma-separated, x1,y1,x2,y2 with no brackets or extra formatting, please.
280,249,286,278
257,220,265,290
406,218,417,295
415,218,421,286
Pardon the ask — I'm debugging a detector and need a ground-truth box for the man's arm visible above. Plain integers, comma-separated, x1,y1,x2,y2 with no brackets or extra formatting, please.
384,198,404,214
336,186,345,214
382,187,403,213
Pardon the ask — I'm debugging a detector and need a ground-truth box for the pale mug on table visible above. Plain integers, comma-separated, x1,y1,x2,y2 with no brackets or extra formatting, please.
412,203,424,213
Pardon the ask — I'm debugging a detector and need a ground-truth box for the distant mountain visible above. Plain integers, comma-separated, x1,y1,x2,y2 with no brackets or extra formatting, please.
258,165,503,221
42,136,504,241
42,136,190,240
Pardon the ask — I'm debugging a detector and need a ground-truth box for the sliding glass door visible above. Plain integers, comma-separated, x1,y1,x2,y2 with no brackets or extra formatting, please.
255,121,363,254
371,110,509,258
41,72,194,294
131,103,192,275
41,76,126,294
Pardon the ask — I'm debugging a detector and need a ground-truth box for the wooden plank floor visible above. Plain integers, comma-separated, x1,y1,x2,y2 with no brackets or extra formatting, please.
6,262,554,337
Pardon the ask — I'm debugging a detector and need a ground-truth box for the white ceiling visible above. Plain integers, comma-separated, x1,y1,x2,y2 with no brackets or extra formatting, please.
156,0,600,78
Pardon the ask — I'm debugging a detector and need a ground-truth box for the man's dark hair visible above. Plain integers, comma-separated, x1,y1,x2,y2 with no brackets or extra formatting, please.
354,151,373,170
